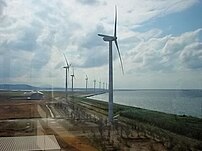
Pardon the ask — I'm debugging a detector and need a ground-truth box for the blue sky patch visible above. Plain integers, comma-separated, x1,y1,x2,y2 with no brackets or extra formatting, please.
135,2,202,37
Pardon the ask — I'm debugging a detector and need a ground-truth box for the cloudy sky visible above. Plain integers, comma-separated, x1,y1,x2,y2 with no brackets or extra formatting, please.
0,0,202,89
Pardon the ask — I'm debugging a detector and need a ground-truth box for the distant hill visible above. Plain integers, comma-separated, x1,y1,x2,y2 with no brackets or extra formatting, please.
0,84,106,92
0,84,38,90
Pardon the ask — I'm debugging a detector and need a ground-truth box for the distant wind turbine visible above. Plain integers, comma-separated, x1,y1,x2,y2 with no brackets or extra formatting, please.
63,53,71,99
93,80,96,92
85,75,88,92
71,67,75,92
98,6,124,124
99,80,101,90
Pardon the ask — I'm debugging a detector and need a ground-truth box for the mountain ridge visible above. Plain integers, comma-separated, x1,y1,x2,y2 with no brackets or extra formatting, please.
0,84,38,90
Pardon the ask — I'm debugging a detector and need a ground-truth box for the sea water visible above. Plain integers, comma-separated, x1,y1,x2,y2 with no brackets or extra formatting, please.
89,89,202,118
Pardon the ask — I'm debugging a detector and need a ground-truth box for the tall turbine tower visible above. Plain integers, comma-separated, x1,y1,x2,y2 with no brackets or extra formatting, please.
63,53,71,99
71,67,75,92
85,75,88,92
98,6,124,124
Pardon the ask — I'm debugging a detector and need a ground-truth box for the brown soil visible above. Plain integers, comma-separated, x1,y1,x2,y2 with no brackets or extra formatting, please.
0,102,41,120
0,92,168,151
0,95,98,151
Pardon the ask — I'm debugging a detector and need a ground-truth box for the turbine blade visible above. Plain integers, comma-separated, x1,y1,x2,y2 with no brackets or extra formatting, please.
114,40,124,74
98,34,109,37
98,34,115,40
63,53,69,66
98,34,105,37
114,5,117,38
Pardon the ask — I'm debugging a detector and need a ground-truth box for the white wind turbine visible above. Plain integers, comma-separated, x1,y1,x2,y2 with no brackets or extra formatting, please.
98,6,124,124
70,66,75,92
63,53,71,99
85,75,88,92
99,80,101,90
93,79,96,92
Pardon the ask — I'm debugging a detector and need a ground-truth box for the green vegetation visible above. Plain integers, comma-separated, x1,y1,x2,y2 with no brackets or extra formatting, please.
120,108,202,141
77,96,202,141
75,96,202,150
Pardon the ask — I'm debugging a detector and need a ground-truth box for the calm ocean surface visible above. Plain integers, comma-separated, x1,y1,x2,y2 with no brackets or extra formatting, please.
89,89,202,118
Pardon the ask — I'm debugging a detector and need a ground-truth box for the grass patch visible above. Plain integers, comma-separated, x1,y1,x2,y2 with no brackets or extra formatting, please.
77,96,202,141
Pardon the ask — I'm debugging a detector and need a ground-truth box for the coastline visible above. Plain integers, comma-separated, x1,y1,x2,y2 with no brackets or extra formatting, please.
87,90,202,119
74,95,202,148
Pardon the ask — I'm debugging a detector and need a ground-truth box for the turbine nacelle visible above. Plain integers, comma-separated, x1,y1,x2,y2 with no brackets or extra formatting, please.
98,34,117,42
71,66,75,78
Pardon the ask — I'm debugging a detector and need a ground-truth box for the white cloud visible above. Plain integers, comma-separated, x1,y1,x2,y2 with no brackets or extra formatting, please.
0,0,6,16
125,29,202,73
76,0,101,5
0,0,201,88
180,42,202,69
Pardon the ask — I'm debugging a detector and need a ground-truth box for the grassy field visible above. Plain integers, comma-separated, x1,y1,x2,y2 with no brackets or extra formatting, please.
78,97,202,135
74,96,202,150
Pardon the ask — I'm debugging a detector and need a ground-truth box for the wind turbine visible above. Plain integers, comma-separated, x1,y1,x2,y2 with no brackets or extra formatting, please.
98,6,124,124
71,67,75,92
99,80,101,90
63,53,71,99
93,79,96,92
85,75,88,92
